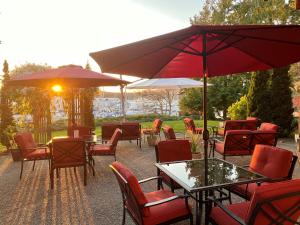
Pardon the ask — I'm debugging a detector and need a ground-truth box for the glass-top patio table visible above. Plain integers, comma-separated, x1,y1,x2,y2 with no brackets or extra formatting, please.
155,158,268,225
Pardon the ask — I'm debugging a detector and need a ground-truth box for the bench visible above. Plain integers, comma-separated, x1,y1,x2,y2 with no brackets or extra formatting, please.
101,122,141,148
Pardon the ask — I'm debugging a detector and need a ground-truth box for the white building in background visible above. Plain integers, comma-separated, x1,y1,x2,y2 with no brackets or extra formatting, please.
51,95,180,121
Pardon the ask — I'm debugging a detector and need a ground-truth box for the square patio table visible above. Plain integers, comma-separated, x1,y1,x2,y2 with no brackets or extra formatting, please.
155,158,268,225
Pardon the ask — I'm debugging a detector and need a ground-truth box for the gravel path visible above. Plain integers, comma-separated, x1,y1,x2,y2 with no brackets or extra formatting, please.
0,138,298,225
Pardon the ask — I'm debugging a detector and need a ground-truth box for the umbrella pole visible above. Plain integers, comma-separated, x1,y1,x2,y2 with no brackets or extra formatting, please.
202,32,210,225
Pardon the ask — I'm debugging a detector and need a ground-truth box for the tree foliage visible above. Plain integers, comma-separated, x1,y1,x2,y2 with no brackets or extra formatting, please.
247,70,272,122
0,60,16,149
270,66,294,136
228,95,248,120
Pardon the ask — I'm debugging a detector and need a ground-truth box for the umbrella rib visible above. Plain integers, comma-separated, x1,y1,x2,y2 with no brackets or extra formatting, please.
206,30,237,54
207,36,246,55
170,35,203,55
167,46,202,56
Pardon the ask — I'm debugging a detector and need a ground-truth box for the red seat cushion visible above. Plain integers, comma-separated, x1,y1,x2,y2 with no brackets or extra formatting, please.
210,201,249,225
25,148,50,160
259,123,278,132
230,182,269,199
143,189,191,225
249,145,293,179
90,144,113,155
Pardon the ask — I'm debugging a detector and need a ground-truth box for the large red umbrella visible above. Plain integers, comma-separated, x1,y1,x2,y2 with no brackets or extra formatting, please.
90,24,300,188
9,65,128,124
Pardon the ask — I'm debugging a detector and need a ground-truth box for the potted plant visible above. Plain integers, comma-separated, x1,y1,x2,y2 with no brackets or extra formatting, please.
3,126,21,161
186,131,202,159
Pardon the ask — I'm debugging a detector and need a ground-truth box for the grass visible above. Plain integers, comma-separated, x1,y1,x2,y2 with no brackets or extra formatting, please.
0,120,220,153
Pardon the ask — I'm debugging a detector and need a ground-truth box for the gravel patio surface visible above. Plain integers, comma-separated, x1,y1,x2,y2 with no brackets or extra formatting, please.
0,137,299,225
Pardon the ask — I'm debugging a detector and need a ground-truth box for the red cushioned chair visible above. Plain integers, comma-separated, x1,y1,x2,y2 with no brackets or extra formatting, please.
217,119,258,137
50,137,86,189
162,126,176,140
141,119,163,141
14,131,50,179
89,128,122,163
155,140,192,192
210,179,300,225
250,122,279,151
183,118,203,134
213,130,252,160
110,161,193,225
229,144,297,201
67,125,92,138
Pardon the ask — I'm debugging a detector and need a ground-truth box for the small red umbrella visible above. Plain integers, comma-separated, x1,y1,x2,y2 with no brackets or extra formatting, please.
90,24,300,193
9,64,127,88
9,65,128,124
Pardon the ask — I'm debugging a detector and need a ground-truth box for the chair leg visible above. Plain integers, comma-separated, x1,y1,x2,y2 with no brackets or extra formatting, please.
48,159,51,172
84,164,87,186
190,214,193,225
32,160,35,171
122,205,126,225
50,168,54,189
20,160,24,180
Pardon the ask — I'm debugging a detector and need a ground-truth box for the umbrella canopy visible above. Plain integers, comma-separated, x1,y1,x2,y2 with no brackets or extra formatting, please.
126,78,210,89
8,65,128,88
90,25,300,78
90,24,300,187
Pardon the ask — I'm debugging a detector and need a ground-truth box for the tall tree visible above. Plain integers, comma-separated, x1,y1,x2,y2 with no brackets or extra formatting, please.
0,60,15,149
247,71,272,122
270,66,294,136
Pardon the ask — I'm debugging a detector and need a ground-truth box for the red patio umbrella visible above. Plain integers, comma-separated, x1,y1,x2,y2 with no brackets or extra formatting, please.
9,65,128,124
90,25,300,167
9,64,127,88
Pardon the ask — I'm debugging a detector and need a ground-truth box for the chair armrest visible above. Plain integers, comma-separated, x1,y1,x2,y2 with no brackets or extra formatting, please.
139,176,162,184
37,143,48,147
144,195,184,208
208,196,246,225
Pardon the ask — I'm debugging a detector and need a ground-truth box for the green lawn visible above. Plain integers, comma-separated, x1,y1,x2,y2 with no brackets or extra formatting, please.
1,120,219,153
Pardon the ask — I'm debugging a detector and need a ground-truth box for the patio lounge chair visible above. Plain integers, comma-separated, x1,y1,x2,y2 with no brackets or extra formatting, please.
110,161,193,225
89,128,122,163
228,144,297,201
183,118,203,134
162,126,176,140
14,131,50,179
155,140,192,191
141,119,163,140
50,137,86,189
209,179,300,225
67,125,92,138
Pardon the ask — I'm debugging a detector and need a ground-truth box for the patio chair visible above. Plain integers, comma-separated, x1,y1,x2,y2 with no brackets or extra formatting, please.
88,128,122,163
250,122,279,150
110,161,193,225
50,137,86,189
14,131,50,179
162,126,176,140
67,125,92,138
228,144,297,201
155,140,192,191
210,179,300,225
212,130,252,160
141,118,163,141
183,118,203,135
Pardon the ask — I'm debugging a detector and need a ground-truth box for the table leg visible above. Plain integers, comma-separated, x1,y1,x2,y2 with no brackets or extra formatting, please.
205,190,213,225
195,191,203,225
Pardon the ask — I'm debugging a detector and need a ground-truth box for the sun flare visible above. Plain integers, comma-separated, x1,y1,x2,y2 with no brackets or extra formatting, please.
51,84,63,93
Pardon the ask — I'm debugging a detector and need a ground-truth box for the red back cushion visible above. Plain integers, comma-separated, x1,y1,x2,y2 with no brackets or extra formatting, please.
111,162,147,206
246,179,300,224
184,118,196,131
259,123,278,132
162,126,176,140
224,130,252,152
243,120,258,130
156,140,192,162
224,120,243,131
249,145,293,179
153,119,162,132
110,128,122,147
14,132,37,156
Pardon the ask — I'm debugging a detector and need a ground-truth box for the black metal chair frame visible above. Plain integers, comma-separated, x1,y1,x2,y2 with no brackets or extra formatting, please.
209,190,300,225
110,165,193,225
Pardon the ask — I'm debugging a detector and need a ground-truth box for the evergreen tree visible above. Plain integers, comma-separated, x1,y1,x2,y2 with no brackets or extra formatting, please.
247,70,272,122
0,60,15,149
270,66,294,136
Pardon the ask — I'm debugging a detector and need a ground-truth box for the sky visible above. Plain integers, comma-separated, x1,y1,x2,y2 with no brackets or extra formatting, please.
0,0,202,89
